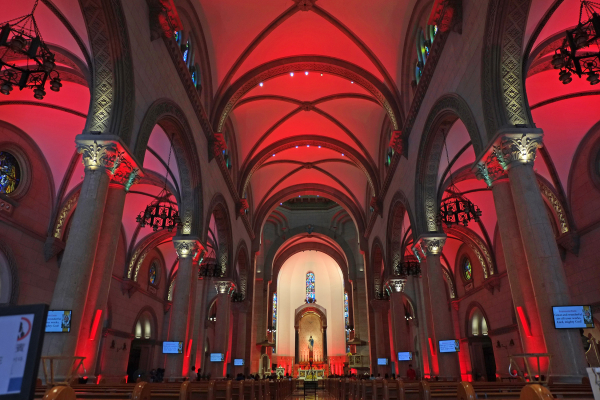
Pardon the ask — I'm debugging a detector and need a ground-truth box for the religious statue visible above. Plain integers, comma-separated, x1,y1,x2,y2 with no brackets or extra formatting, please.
308,335,314,351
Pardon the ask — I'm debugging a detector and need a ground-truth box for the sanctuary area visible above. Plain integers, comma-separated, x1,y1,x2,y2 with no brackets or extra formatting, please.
1,0,600,397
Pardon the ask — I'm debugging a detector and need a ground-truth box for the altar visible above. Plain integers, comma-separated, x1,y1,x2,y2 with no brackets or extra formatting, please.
298,368,325,380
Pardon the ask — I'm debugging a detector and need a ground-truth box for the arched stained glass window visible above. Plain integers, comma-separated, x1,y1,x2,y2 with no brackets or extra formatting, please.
463,257,472,281
182,40,189,63
272,293,277,352
344,292,350,341
0,152,20,194
149,261,157,285
174,31,181,45
306,272,315,302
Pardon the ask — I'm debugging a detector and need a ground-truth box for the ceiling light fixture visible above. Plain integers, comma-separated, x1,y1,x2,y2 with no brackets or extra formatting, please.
341,153,344,156
350,81,354,84
296,145,298,148
318,145,321,148
290,72,294,77
0,0,61,99
552,0,600,85
305,71,308,75
307,145,310,147
259,82,263,87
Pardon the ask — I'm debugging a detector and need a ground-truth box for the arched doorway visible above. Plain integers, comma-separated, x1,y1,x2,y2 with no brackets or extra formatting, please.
126,310,157,382
467,308,496,381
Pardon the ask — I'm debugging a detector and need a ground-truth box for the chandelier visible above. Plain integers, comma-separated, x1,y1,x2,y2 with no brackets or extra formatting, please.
136,134,182,232
136,188,181,232
393,260,422,277
0,0,61,99
438,195,482,227
552,0,600,85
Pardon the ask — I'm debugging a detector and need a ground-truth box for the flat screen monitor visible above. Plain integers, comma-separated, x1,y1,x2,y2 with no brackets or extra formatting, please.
210,353,224,362
553,306,594,329
0,303,48,400
397,352,412,361
44,310,71,333
377,358,388,366
233,359,244,366
439,339,460,353
162,341,183,354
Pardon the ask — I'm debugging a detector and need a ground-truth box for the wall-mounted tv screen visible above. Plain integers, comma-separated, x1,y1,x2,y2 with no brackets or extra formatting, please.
553,306,594,329
45,310,71,333
210,353,224,362
439,339,460,353
397,352,412,361
162,341,183,354
377,358,388,365
234,359,244,366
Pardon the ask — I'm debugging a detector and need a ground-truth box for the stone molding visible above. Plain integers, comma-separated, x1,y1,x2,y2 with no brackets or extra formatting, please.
214,280,236,295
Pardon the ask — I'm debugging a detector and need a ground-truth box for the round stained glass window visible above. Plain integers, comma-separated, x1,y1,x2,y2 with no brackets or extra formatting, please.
0,152,20,195
463,257,472,281
149,261,157,285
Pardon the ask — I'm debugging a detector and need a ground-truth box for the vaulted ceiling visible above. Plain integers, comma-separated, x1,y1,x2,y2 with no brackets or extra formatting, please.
197,0,410,217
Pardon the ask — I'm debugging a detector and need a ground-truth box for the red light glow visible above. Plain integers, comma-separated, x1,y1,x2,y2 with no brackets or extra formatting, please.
89,309,102,340
517,306,532,337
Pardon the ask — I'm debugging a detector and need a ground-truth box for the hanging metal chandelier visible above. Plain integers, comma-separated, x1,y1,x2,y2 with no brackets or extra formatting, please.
136,134,182,232
552,0,600,85
0,0,61,99
393,260,422,277
136,188,182,232
438,195,482,227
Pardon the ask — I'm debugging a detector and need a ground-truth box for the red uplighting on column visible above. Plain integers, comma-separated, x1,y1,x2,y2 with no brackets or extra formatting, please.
516,306,532,337
428,337,436,355
89,309,102,340
186,339,193,358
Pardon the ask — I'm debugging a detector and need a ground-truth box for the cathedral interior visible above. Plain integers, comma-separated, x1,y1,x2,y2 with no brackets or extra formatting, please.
2,0,600,394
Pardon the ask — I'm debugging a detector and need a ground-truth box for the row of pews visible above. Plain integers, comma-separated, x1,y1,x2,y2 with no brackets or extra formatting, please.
324,379,595,400
38,379,296,400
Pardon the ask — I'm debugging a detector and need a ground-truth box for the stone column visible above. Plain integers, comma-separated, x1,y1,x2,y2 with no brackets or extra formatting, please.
192,278,210,375
75,150,140,378
212,280,235,378
414,235,460,378
43,138,118,377
412,275,433,378
370,299,389,375
386,278,410,377
295,328,299,364
232,301,250,375
475,154,546,358
323,327,328,359
493,132,587,378
166,237,202,379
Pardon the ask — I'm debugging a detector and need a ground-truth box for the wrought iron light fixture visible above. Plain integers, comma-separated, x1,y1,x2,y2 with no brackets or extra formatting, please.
393,260,422,277
438,195,482,227
136,134,182,232
0,0,61,99
552,0,600,85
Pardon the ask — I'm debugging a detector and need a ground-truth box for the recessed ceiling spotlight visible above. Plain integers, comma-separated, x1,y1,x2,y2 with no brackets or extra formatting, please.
299,195,301,198
341,153,345,156
305,71,309,75
259,82,264,87
350,81,354,84
272,154,275,157
320,73,323,76
296,145,298,148
318,145,321,148
280,203,283,205
307,145,310,147
290,72,294,77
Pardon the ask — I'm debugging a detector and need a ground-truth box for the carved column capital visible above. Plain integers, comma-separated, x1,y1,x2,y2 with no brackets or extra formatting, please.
494,133,543,169
214,280,235,295
384,278,406,293
76,139,117,172
474,152,507,188
415,234,446,257
172,236,203,259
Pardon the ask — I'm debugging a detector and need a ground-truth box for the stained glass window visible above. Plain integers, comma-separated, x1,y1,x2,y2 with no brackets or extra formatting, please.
182,40,189,63
463,257,472,281
0,152,20,195
272,293,277,352
306,272,315,302
149,261,157,285
344,292,350,341
174,31,181,45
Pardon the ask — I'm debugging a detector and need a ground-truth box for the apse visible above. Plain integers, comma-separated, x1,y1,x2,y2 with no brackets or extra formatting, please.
275,250,346,357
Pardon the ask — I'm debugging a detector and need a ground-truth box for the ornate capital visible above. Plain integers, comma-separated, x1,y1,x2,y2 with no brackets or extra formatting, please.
384,278,406,293
416,234,446,257
147,0,183,41
210,133,228,159
76,139,117,171
173,236,203,259
473,151,507,188
214,280,235,295
494,132,543,170
389,130,403,154
110,153,141,191
237,198,249,217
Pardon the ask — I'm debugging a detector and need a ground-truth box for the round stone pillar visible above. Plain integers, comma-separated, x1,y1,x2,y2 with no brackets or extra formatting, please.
415,235,461,379
43,138,117,377
497,132,587,379
166,237,202,380
212,280,235,378
386,278,411,377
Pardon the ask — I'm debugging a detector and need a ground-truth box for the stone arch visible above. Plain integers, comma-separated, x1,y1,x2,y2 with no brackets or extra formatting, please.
464,301,492,337
134,99,204,237
127,230,175,281
262,225,358,282
0,240,19,305
481,0,534,136
294,303,328,329
79,0,135,142
445,226,495,279
386,190,417,275
204,193,233,278
131,305,159,340
415,94,484,236
370,237,385,297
